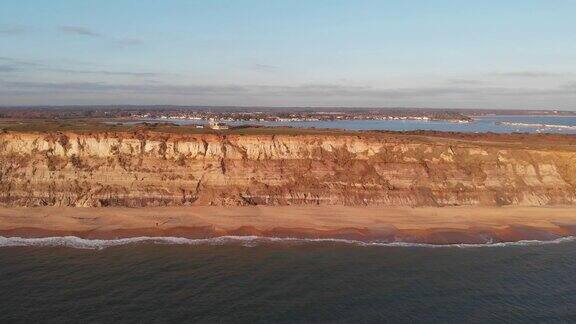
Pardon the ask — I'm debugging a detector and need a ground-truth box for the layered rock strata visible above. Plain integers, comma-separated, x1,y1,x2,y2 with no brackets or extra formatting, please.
1,131,575,207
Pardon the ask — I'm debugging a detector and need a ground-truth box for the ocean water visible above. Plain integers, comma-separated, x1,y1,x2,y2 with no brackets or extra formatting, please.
2,238,576,322
128,115,576,134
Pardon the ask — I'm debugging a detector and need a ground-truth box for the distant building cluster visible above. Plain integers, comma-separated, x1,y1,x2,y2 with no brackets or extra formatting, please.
208,121,229,130
127,109,473,124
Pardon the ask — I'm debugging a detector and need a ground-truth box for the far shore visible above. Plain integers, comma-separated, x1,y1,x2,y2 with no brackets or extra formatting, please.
1,206,576,244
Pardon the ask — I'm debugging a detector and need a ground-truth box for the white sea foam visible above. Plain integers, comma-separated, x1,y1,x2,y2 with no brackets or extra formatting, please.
1,235,575,250
498,121,576,130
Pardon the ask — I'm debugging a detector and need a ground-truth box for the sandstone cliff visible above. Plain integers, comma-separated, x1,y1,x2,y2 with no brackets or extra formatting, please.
1,130,575,207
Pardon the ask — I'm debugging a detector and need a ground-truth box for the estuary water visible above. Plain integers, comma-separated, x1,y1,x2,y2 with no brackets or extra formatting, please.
128,115,576,134
1,239,576,322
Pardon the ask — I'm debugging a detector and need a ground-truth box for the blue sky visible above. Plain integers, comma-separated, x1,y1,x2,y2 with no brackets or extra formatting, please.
1,0,575,108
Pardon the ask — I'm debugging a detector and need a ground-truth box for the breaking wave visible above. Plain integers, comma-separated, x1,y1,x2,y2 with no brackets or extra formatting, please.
1,235,575,250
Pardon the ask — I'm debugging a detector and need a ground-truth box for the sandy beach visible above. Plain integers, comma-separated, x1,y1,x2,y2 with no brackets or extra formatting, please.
1,206,575,244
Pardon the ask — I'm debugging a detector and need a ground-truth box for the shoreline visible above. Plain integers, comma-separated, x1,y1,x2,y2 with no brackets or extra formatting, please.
1,206,576,245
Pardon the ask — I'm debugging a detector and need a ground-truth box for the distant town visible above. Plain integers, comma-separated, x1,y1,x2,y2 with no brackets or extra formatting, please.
131,108,473,124
1,106,574,125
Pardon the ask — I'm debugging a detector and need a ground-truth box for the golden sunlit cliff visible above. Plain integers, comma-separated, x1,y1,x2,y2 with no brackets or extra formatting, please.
1,130,575,207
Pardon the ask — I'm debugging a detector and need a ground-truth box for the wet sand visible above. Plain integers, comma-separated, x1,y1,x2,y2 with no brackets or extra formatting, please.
1,206,576,244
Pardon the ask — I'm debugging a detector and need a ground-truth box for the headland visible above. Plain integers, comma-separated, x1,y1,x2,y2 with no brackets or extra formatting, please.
1,119,576,244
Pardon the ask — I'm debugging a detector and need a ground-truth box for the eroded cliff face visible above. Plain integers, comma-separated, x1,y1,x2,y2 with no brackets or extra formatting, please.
1,131,575,207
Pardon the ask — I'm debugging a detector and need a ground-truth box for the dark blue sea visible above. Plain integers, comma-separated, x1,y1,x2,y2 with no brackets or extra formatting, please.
1,238,576,322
